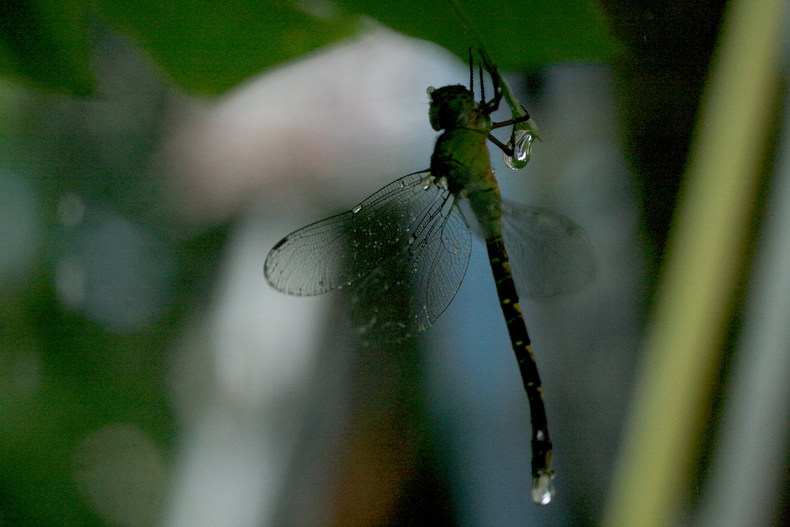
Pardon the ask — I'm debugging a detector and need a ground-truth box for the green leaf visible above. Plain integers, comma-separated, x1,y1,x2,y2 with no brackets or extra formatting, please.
0,0,615,96
0,0,94,95
335,0,618,71
97,0,359,95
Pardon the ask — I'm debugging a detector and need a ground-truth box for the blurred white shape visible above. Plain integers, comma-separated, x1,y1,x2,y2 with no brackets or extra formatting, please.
0,168,41,290
166,404,275,527
73,423,166,527
165,211,330,527
161,27,469,527
55,201,176,331
212,212,327,408
161,25,464,227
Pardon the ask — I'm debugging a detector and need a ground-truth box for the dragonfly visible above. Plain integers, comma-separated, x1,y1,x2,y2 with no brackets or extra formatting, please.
264,52,594,505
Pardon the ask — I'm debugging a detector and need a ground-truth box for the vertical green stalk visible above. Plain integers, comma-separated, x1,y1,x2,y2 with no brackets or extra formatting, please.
603,1,784,525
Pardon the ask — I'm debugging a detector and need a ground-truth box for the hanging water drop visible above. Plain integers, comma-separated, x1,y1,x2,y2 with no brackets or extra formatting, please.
352,204,363,214
531,472,555,505
504,129,535,170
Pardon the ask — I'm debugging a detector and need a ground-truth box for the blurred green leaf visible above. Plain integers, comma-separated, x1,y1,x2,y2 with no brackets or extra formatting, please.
96,0,359,94
0,0,94,95
335,0,618,70
0,0,615,96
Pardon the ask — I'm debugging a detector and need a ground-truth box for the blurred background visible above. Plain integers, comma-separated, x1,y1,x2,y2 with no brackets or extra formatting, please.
1,0,788,526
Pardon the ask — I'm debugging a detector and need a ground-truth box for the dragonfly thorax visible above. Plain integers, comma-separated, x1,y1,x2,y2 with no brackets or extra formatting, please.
428,85,491,132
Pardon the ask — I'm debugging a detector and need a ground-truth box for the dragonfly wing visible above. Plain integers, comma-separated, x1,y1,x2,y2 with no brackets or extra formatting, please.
350,200,471,343
502,200,595,297
264,171,442,296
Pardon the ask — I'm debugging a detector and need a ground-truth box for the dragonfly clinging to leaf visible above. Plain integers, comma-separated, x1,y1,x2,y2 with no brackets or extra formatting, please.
264,49,594,505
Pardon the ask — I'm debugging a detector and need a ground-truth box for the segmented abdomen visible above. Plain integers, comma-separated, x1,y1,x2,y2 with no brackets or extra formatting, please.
485,236,553,481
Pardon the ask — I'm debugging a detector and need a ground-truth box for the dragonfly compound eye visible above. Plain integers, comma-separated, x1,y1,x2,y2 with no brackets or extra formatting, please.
428,85,478,131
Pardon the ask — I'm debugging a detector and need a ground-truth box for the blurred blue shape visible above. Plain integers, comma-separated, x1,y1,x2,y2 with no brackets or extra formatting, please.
0,168,41,290
55,195,176,331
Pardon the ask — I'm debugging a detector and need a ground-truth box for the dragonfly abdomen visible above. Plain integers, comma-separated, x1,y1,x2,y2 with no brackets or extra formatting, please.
485,236,555,504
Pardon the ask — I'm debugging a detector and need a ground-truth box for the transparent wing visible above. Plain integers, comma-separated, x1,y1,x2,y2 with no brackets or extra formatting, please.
350,197,471,343
502,200,595,297
265,171,442,296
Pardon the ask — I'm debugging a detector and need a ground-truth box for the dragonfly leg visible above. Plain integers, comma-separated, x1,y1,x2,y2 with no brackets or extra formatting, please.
487,133,516,157
476,49,505,114
490,113,532,130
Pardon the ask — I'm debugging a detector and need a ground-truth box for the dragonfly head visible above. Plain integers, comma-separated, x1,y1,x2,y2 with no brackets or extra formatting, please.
428,85,486,131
